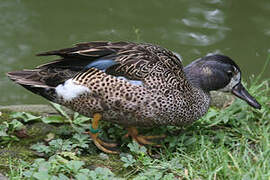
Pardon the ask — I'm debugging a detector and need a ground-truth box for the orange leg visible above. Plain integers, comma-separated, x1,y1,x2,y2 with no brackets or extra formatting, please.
125,127,166,147
85,113,119,154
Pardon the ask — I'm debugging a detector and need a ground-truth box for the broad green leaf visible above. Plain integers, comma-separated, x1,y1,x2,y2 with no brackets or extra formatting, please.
66,160,84,173
50,102,71,120
57,173,70,180
59,152,79,160
41,115,68,124
120,154,136,167
33,171,50,180
31,143,51,154
10,112,41,122
10,119,25,131
127,141,147,155
75,173,90,180
0,124,8,136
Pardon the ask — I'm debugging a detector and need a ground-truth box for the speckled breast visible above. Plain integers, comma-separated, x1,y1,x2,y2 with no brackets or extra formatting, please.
57,86,210,127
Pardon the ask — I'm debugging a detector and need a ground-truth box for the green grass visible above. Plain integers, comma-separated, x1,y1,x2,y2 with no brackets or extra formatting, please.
1,60,270,179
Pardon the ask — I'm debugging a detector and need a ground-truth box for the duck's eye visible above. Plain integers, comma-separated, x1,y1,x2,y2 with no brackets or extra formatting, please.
227,70,233,78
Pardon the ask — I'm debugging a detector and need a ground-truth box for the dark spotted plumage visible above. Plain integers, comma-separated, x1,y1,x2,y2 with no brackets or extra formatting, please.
7,41,261,128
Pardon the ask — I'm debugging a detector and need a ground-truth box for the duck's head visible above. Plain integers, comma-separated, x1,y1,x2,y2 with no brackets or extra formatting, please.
184,54,261,109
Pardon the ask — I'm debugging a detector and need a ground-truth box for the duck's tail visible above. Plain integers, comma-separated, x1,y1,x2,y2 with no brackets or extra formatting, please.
6,70,57,102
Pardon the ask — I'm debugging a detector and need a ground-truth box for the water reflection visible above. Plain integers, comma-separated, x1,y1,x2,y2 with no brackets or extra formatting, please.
173,1,230,46
0,1,36,105
0,1,33,71
252,2,270,38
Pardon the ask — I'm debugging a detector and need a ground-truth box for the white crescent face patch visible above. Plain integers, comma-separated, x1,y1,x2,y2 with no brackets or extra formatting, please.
219,71,241,92
55,79,90,101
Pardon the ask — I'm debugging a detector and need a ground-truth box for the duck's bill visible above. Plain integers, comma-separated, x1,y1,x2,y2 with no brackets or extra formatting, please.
232,83,261,109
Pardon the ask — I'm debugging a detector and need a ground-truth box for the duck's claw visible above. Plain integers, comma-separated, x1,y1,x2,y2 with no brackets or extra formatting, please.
125,127,166,147
86,131,119,154
135,134,166,147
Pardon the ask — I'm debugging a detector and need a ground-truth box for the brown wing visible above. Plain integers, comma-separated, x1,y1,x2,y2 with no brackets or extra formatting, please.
37,41,185,82
7,41,188,103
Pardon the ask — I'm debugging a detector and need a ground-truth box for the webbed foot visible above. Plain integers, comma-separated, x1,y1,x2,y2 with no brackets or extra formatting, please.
86,113,119,154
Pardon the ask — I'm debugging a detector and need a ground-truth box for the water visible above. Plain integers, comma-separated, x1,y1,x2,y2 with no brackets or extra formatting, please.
1,0,269,105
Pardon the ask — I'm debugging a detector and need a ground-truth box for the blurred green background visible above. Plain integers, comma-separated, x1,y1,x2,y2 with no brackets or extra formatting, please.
1,0,269,105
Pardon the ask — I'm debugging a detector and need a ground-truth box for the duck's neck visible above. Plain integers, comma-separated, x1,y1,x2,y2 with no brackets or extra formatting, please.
184,67,208,93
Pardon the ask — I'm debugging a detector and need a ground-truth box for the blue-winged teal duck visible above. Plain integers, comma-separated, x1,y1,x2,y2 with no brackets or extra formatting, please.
7,42,261,154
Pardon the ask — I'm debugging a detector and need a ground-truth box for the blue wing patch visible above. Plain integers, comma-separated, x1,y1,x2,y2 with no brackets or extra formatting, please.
85,58,143,86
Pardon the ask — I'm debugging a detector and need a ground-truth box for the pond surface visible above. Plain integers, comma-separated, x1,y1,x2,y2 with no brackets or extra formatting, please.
1,0,269,105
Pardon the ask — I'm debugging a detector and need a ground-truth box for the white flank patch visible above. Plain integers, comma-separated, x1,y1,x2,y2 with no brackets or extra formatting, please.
55,79,90,101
